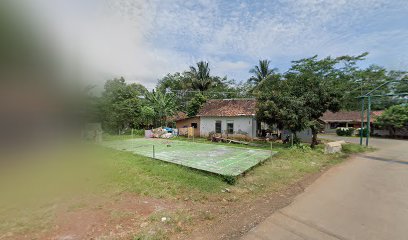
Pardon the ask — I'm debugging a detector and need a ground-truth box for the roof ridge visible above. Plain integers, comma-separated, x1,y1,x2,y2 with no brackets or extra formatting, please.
197,98,257,117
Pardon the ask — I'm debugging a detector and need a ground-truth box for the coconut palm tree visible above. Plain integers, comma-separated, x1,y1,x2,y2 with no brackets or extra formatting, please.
188,61,213,91
249,59,276,85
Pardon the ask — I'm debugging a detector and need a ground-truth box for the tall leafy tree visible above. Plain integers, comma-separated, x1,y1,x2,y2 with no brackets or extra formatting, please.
100,77,144,133
392,71,408,94
140,106,155,129
156,72,191,92
336,56,407,110
129,83,148,96
375,105,408,137
351,65,392,110
285,57,343,147
257,79,310,135
186,93,207,117
257,54,368,148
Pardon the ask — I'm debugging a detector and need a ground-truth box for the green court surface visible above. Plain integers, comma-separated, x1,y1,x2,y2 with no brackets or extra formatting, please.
102,138,276,176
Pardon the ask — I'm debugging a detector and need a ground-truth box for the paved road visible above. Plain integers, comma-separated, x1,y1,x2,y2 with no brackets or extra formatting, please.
242,135,408,240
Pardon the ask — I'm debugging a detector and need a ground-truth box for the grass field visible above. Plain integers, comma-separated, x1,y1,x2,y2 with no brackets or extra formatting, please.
102,138,276,176
0,136,370,240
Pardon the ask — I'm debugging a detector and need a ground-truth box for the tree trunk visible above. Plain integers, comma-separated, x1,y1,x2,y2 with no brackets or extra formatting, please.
310,127,318,149
390,127,396,138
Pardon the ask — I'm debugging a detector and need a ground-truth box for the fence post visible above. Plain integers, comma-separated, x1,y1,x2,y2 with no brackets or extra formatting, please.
270,141,273,160
153,145,155,158
291,133,294,147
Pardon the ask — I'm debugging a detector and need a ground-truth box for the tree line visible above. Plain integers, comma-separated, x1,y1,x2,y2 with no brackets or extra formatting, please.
86,53,407,145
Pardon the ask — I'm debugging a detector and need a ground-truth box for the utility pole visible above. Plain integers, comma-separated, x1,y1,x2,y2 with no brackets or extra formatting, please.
366,95,371,147
357,79,408,147
360,97,365,145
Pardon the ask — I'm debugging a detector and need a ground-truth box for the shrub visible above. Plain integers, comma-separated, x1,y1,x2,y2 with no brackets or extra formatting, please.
336,127,355,136
132,129,145,136
222,175,237,185
356,127,368,136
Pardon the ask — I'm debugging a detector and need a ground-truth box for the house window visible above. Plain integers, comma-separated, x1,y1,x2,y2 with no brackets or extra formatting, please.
227,121,234,134
191,122,198,129
215,121,222,133
330,122,347,129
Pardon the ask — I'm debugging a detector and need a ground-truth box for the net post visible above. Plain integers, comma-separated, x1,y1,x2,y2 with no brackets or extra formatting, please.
153,145,155,158
291,133,294,147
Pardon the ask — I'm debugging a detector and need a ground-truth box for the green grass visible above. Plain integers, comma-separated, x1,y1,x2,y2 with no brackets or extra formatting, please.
342,143,374,153
100,146,228,198
0,137,370,238
102,138,274,176
103,133,137,141
101,136,369,196
100,137,368,197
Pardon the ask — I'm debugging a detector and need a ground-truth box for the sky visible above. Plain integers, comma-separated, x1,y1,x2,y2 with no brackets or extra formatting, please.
19,0,408,89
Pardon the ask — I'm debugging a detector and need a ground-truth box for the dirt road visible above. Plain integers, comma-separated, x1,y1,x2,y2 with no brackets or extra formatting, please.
243,136,408,240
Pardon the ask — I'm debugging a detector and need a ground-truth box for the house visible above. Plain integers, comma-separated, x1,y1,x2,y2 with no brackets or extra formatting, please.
174,112,200,137
195,99,313,142
197,99,258,138
320,111,383,134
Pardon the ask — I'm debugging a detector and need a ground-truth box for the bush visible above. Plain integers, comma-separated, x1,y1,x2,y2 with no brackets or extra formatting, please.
132,129,145,136
356,127,368,136
336,127,355,136
222,175,237,185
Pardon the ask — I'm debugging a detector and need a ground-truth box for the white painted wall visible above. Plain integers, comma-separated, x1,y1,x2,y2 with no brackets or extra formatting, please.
200,116,256,138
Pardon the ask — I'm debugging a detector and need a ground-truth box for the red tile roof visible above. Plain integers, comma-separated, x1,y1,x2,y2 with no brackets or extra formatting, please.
320,111,383,123
197,99,256,117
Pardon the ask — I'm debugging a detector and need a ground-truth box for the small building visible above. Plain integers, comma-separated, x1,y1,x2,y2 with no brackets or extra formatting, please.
197,99,258,138
320,111,383,134
174,112,200,137
195,99,314,142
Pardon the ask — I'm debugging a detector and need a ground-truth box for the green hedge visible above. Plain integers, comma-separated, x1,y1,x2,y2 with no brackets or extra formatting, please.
356,128,368,136
336,127,355,136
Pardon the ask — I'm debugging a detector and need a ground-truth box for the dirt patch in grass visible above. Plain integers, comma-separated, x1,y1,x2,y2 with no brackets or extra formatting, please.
4,193,182,240
0,170,327,240
175,170,324,240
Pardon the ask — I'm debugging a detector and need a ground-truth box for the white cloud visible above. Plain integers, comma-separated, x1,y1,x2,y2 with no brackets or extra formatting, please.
19,0,408,87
